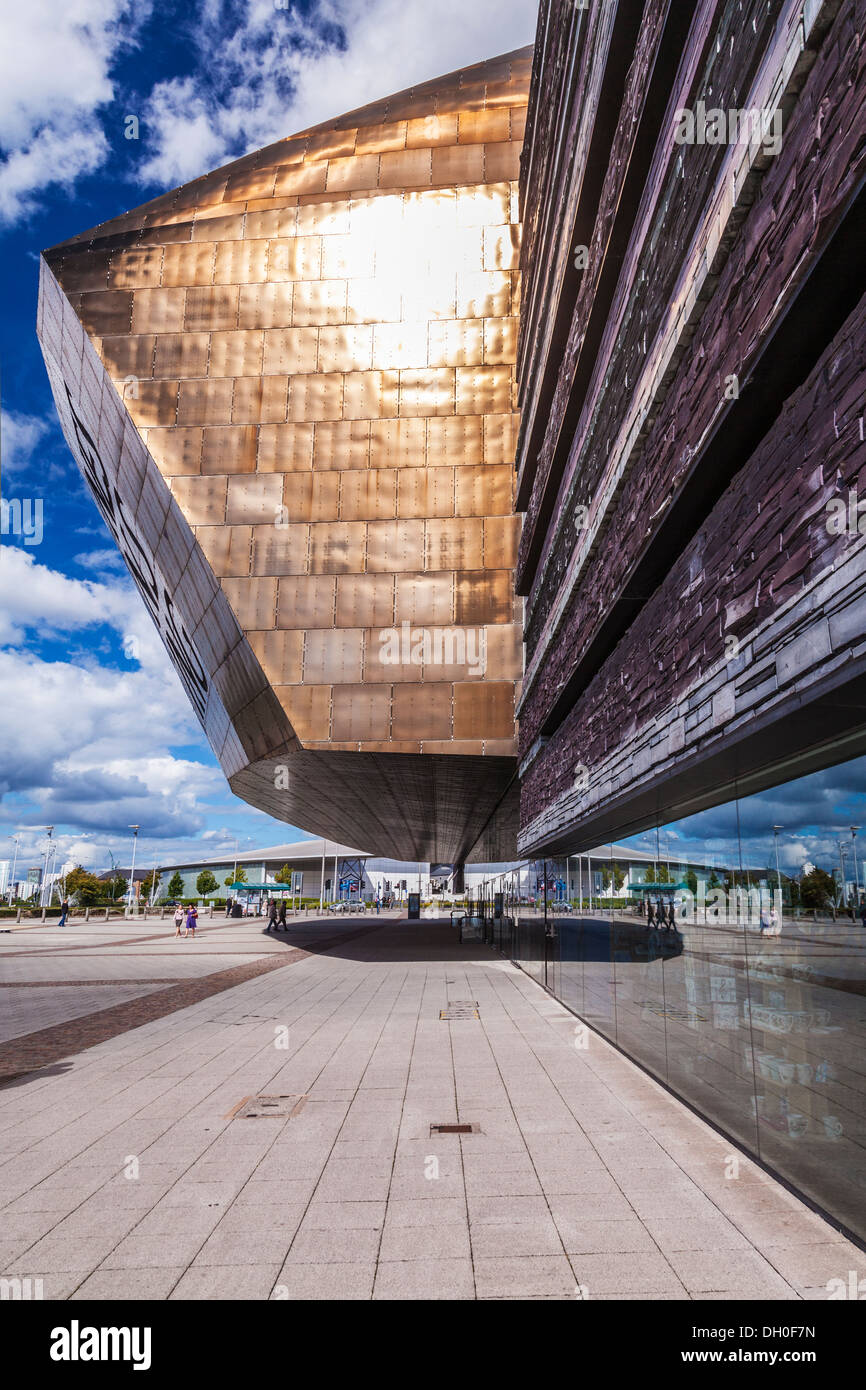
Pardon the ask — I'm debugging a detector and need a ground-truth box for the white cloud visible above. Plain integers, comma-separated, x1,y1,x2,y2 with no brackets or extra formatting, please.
137,0,536,187
72,548,128,574
0,0,149,222
1,410,50,472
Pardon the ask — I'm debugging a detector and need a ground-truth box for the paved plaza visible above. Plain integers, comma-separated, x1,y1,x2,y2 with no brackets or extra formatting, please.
0,913,862,1300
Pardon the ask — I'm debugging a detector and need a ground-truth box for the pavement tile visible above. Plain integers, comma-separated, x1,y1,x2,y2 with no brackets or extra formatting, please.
373,1258,475,1300
274,1262,375,1300
473,1256,578,1299
170,1264,282,1300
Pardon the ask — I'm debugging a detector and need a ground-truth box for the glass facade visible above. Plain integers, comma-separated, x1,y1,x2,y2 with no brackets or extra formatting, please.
479,756,866,1244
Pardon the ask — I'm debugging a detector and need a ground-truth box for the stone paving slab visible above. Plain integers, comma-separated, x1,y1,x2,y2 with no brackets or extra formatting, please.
0,917,863,1301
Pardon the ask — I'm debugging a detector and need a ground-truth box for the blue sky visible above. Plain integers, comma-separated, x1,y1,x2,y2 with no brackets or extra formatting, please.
0,0,538,878
0,0,861,886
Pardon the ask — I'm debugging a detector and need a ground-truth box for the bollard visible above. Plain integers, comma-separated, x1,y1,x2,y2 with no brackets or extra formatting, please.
85,907,90,922
16,908,21,923
41,908,47,922
105,907,110,921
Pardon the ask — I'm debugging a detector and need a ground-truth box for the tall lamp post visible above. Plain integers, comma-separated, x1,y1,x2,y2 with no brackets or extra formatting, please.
772,826,784,916
39,827,54,907
851,826,861,911
127,826,140,916
7,831,23,905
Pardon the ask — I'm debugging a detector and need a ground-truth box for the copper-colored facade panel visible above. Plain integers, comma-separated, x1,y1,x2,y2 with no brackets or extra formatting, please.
303,628,364,684
392,683,452,740
257,422,314,472
108,247,165,289
454,568,512,625
213,240,269,285
332,683,392,741
424,517,484,571
427,414,484,466
325,153,380,192
273,163,329,198
177,378,233,426
225,473,284,526
397,466,454,519
185,285,239,332
238,283,293,329
341,469,397,521
405,112,459,148
231,376,288,424
246,627,304,685
431,144,484,186
153,332,210,378
371,321,428,371
195,524,252,578
171,473,228,527
288,372,343,422
274,683,331,740
292,279,348,326
42,45,531,865
453,680,514,740
308,521,367,575
313,420,370,470
318,324,374,374
208,329,264,379
335,572,395,629
276,575,337,629
398,367,454,417
370,418,426,468
220,576,277,629
201,425,258,475
366,519,426,573
262,326,319,376
268,236,323,282
101,333,156,378
342,369,400,421
161,242,215,288
146,425,202,477
250,522,310,577
395,572,454,626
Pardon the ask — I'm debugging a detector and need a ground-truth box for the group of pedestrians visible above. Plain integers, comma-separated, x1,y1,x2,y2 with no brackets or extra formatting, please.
267,899,290,931
173,904,198,938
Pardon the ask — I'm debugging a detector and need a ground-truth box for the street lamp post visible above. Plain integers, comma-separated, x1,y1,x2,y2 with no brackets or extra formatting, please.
8,832,22,905
837,840,848,911
772,826,784,917
39,827,54,907
851,826,861,911
127,826,140,916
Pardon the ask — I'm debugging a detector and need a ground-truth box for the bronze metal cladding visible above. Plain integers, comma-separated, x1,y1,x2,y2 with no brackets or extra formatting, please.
37,48,531,863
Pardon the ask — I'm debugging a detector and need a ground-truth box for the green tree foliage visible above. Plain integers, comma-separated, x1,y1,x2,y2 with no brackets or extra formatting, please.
685,868,698,895
799,867,836,910
274,864,293,885
196,870,219,897
107,873,128,901
65,867,103,906
167,871,185,900
225,865,248,887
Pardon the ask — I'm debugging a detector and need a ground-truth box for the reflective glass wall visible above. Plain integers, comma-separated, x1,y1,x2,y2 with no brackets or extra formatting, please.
508,756,866,1243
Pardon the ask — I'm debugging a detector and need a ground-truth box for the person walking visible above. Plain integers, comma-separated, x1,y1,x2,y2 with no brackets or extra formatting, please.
267,898,278,930
174,904,186,938
375,894,381,915
58,898,70,928
278,899,287,931
759,903,770,933
186,903,198,938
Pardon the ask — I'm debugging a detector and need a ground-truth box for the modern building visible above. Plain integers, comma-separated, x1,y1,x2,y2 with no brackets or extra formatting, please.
38,49,531,870
37,6,866,1243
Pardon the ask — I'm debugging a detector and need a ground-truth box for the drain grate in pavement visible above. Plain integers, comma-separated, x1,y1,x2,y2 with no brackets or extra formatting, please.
430,1122,479,1135
636,1000,708,1024
440,1001,479,1020
235,1093,307,1119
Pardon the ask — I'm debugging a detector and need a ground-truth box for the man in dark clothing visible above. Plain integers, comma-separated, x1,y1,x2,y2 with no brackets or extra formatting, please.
58,899,69,928
278,899,287,930
267,899,278,930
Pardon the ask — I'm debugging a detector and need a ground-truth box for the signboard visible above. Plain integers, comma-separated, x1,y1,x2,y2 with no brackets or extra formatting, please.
291,872,302,893
407,893,421,920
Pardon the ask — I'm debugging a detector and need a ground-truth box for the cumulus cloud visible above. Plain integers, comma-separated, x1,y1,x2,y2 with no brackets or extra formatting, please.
0,0,148,223
137,0,537,187
1,410,50,473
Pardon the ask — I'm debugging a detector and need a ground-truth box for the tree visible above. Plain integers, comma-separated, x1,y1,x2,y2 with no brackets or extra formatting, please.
799,867,835,911
196,870,219,898
656,864,673,885
602,863,625,893
225,865,248,887
107,873,128,901
167,871,185,900
274,864,292,885
684,868,698,896
65,867,103,907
